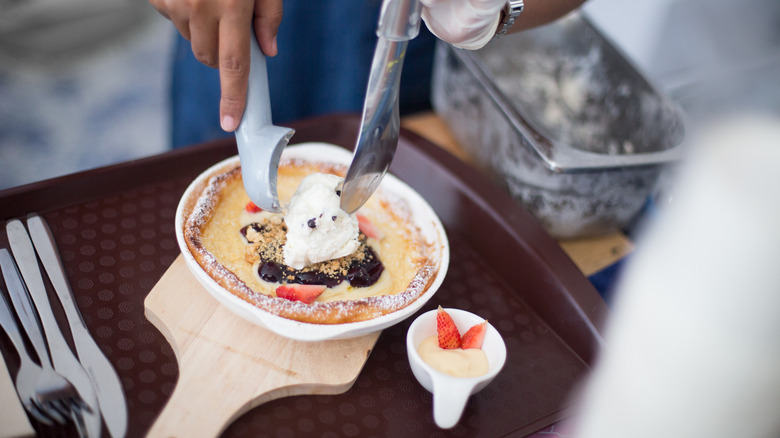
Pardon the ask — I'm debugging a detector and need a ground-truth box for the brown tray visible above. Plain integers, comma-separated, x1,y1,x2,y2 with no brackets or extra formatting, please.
0,114,608,437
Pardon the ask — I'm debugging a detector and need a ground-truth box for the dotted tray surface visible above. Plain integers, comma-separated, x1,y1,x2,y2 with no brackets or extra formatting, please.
0,115,607,437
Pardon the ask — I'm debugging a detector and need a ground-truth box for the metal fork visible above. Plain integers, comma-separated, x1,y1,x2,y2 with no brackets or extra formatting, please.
0,249,87,431
0,270,60,426
6,220,102,438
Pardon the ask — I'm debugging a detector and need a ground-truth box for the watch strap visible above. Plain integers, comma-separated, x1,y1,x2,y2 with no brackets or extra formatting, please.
496,0,524,37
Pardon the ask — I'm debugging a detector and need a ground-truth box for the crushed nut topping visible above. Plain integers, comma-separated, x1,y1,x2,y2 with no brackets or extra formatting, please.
241,214,378,285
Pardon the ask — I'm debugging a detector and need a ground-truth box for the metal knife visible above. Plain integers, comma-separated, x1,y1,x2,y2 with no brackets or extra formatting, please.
26,214,128,438
6,219,103,438
340,0,423,213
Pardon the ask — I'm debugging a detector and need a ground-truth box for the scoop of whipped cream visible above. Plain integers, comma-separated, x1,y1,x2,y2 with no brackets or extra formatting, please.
283,173,360,269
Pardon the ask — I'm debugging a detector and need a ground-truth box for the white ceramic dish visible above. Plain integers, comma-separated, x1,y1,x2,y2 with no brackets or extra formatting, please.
406,308,507,429
175,142,450,341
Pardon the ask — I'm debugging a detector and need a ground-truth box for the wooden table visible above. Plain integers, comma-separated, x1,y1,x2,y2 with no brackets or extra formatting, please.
401,112,634,277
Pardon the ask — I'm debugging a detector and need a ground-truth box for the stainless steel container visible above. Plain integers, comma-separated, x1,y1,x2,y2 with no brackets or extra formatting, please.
431,13,686,238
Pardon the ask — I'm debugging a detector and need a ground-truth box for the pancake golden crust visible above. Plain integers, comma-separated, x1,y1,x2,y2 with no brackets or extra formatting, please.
181,157,438,324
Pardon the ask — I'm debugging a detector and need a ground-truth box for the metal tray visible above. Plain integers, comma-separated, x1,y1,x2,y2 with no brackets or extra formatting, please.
0,114,608,437
432,13,686,238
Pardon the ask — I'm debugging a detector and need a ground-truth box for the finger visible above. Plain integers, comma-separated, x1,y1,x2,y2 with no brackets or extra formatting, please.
171,17,193,41
151,0,193,40
189,1,220,67
217,14,252,132
252,0,283,56
148,0,170,19
165,9,193,41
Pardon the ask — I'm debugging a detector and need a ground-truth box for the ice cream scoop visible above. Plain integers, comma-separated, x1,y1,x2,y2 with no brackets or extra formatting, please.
235,33,295,213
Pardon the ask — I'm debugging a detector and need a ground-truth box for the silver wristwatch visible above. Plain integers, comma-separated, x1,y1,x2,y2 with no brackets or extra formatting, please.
496,0,524,37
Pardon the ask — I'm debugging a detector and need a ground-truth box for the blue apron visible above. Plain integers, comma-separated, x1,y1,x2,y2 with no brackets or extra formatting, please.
171,0,436,148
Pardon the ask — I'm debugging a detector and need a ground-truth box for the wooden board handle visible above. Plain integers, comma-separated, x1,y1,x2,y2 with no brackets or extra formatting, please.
145,256,380,437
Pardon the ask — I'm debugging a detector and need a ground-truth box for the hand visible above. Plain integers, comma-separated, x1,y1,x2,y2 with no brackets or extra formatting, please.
420,0,505,50
149,0,283,131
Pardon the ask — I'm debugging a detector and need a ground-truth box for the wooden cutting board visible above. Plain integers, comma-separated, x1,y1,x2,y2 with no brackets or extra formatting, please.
144,256,381,437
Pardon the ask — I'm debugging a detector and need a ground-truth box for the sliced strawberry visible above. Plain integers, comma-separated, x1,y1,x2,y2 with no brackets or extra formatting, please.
275,284,326,304
356,214,382,239
245,201,263,213
436,306,462,349
461,320,487,349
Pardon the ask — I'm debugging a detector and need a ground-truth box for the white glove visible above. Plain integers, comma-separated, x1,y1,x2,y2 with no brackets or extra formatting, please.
420,0,506,50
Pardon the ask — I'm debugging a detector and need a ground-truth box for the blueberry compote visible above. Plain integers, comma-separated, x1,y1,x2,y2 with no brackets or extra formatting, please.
241,223,384,288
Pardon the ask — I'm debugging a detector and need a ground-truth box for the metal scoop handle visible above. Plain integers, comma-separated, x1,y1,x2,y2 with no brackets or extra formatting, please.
378,0,423,40
340,0,422,214
235,33,295,213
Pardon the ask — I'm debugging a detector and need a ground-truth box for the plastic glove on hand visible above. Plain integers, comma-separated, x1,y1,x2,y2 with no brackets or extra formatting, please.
421,0,506,50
